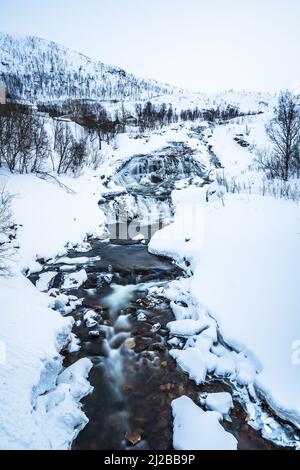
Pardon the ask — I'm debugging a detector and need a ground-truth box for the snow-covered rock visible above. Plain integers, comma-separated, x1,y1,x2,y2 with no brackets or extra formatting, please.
36,271,57,292
62,269,87,290
167,319,208,336
199,392,234,418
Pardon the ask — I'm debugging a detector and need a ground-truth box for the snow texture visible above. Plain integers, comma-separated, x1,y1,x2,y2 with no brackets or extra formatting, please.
172,396,237,450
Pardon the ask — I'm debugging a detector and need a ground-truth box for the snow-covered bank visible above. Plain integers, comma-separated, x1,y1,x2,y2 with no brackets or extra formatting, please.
0,272,93,449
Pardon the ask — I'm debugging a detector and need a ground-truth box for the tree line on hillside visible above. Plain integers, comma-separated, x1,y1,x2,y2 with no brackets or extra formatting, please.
0,99,249,176
0,33,174,104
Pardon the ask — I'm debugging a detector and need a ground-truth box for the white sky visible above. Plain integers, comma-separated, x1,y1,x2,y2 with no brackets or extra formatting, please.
1,0,300,92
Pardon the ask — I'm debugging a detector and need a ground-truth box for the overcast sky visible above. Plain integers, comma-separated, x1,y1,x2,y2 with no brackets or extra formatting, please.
1,0,299,92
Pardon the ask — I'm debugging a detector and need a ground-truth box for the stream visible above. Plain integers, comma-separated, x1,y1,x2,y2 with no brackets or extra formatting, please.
30,143,280,450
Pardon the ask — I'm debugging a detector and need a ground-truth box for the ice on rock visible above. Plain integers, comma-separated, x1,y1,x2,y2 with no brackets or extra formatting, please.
137,312,147,322
54,294,69,311
170,301,197,320
36,271,57,292
66,333,81,353
97,272,113,287
89,330,100,338
168,337,182,347
167,319,209,337
57,256,90,265
199,392,234,418
52,293,82,316
62,269,88,290
83,310,98,328
132,233,145,241
57,358,93,400
172,396,237,450
151,323,161,333
59,265,76,272
170,348,209,385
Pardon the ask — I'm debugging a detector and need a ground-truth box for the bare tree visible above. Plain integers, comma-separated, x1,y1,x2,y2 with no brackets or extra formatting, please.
54,121,75,174
266,91,300,181
0,105,50,173
63,137,88,175
0,185,13,275
30,117,51,172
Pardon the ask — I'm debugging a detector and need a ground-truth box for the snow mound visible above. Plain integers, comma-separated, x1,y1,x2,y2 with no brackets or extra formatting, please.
62,269,87,290
172,396,237,450
199,392,234,418
167,319,208,336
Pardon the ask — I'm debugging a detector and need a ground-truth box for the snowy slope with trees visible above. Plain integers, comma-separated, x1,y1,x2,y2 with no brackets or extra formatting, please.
0,33,175,104
0,32,273,116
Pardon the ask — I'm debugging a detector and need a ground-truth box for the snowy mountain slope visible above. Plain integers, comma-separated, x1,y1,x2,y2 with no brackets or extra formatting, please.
0,32,177,104
0,32,274,115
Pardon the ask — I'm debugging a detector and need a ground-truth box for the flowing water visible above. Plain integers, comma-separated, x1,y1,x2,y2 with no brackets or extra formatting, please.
30,144,282,450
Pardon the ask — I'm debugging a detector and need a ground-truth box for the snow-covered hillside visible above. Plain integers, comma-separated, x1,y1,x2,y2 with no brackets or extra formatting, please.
0,32,176,104
0,32,274,116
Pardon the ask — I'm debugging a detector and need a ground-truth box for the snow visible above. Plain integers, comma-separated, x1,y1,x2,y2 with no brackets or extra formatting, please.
62,269,87,290
199,392,234,418
1,170,106,272
191,194,300,426
83,310,98,328
56,256,90,265
149,115,300,433
35,358,93,450
0,273,92,449
167,319,209,336
170,348,209,385
172,396,237,450
36,271,57,292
